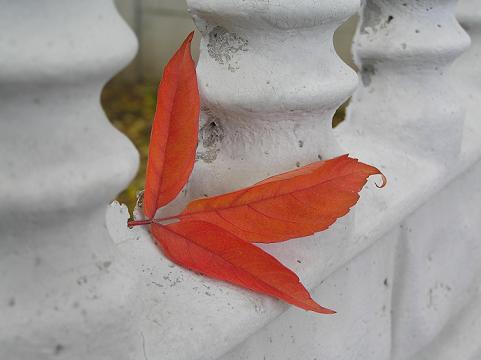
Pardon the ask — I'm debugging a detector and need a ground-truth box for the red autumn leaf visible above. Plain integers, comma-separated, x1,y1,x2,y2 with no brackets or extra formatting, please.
131,35,387,315
151,220,335,314
176,155,386,243
143,32,200,219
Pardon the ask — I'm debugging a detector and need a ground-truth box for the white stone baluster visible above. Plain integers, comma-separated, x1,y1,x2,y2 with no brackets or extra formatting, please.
337,2,478,359
386,2,481,358
185,0,359,200
343,0,470,166
180,1,395,359
0,1,140,359
455,0,481,140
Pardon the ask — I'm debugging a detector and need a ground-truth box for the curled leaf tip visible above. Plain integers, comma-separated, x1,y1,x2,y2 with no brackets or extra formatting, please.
375,173,387,188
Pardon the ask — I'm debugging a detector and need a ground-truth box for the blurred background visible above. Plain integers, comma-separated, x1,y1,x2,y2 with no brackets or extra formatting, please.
102,0,359,210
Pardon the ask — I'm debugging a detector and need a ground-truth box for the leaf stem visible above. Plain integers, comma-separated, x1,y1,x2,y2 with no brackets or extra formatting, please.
127,219,153,227
127,214,181,228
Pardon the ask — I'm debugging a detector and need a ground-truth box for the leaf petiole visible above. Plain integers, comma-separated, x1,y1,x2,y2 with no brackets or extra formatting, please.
127,214,180,228
127,219,153,227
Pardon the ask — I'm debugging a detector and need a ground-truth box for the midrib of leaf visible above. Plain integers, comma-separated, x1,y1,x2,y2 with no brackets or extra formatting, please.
183,170,371,215
153,46,191,207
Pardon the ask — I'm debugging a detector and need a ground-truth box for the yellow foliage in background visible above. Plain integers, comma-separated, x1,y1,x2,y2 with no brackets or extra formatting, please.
102,80,157,211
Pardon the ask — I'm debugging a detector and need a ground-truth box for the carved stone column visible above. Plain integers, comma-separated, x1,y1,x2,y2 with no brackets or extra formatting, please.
340,2,476,359
185,0,359,200
0,1,140,359
345,0,470,166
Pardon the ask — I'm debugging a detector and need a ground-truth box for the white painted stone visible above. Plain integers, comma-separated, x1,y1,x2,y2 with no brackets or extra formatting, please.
107,144,481,360
344,0,470,166
388,2,481,359
222,230,398,360
185,0,359,201
391,160,481,360
454,0,481,148
218,156,481,360
3,1,481,359
334,1,481,359
0,1,140,359
107,1,481,359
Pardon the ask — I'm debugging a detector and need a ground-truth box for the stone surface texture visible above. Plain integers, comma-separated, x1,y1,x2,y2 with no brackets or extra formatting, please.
0,1,140,359
345,0,470,166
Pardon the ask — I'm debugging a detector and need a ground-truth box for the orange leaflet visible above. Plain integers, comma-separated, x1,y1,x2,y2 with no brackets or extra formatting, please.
151,220,335,314
143,32,200,219
177,155,386,243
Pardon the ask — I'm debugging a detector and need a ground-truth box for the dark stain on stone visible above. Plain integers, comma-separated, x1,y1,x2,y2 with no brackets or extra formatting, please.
54,344,64,355
76,276,88,286
207,26,248,72
96,260,112,271
196,113,224,163
360,2,383,34
201,120,224,148
34,257,42,267
360,3,396,34
361,64,376,86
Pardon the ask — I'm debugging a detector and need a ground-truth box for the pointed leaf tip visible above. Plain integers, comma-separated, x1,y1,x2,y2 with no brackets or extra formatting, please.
186,31,195,43
151,220,335,314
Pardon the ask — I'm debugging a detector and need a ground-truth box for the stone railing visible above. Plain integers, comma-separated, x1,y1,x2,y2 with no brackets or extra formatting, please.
1,0,480,359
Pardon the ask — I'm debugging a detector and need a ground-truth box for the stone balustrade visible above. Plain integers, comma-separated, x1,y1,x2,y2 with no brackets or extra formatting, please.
1,0,481,359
